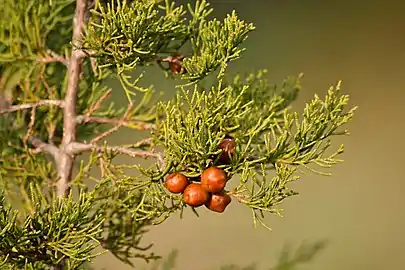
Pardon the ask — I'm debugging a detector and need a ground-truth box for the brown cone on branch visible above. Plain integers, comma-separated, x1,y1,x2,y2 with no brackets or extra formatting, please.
205,191,232,213
218,135,235,164
183,183,210,207
201,167,227,193
158,53,186,74
165,173,189,194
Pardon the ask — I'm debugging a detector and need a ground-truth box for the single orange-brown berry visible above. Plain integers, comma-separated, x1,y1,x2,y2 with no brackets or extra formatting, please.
205,191,232,213
165,173,189,194
201,167,227,193
218,137,235,164
183,183,210,207
169,60,183,73
160,53,186,74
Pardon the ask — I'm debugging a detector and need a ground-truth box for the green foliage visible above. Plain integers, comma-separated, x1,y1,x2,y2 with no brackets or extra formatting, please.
90,176,159,266
0,143,57,216
0,176,159,269
83,0,254,97
0,189,103,270
0,0,75,62
156,84,253,174
85,0,190,68
155,69,301,175
227,70,300,135
182,10,255,82
152,73,355,227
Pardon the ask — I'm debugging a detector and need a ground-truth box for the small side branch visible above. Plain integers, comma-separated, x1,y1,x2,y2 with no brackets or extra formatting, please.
0,100,64,114
66,142,165,168
38,50,70,67
86,88,112,115
76,115,157,130
76,88,157,134
28,136,60,158
227,191,248,204
89,104,133,143
0,96,60,158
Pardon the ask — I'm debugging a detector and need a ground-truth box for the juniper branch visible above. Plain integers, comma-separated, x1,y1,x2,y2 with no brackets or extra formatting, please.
37,50,70,67
90,104,134,143
66,142,165,168
76,115,157,130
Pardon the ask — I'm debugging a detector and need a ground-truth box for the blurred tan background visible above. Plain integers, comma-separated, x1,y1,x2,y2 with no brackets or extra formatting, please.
92,0,405,269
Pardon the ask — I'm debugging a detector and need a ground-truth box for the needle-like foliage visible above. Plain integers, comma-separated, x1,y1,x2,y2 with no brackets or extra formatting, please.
0,188,103,269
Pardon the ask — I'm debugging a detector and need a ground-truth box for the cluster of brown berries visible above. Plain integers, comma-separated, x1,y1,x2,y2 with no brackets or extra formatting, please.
164,136,236,213
165,167,231,213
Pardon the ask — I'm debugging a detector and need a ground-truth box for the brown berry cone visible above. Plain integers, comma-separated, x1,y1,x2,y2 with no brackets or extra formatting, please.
201,167,227,193
183,183,210,207
205,191,232,213
165,173,189,194
218,137,235,164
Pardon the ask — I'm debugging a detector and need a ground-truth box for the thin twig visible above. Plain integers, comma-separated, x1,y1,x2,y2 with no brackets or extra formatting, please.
90,104,133,143
38,50,70,67
66,142,165,168
28,136,60,158
133,137,153,148
77,89,156,133
40,76,58,144
48,123,57,143
90,57,98,75
0,92,60,158
76,115,157,130
227,191,248,204
85,88,112,116
23,107,37,145
0,100,64,114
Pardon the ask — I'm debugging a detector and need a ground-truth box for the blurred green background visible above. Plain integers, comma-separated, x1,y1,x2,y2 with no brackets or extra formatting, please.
92,0,405,269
